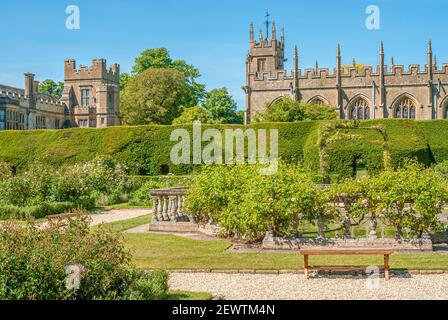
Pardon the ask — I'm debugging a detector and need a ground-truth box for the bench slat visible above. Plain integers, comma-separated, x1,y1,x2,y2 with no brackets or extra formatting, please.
300,249,394,255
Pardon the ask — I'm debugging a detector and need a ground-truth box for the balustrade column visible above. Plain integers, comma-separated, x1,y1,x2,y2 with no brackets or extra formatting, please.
162,196,169,220
152,196,160,222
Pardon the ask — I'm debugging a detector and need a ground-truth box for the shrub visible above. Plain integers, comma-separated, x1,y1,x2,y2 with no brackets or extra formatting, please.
124,270,168,300
0,157,129,218
0,214,133,300
185,163,333,241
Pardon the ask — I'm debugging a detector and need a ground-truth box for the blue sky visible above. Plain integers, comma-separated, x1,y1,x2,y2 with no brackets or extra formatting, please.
0,0,446,109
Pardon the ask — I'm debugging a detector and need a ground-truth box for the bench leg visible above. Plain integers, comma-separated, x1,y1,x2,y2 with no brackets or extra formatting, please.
384,254,390,280
304,255,309,279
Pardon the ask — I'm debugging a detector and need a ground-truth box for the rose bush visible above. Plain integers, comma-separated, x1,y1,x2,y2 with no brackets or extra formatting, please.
0,213,169,300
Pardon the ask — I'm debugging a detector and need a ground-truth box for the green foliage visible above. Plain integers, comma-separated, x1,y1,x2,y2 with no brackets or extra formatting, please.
302,103,338,121
38,79,64,98
186,161,447,242
1,120,448,179
255,99,337,123
0,157,129,218
202,87,241,124
0,216,131,300
121,68,190,125
0,216,169,300
255,99,304,122
185,163,332,241
124,270,168,300
172,106,213,125
432,161,448,180
129,48,206,107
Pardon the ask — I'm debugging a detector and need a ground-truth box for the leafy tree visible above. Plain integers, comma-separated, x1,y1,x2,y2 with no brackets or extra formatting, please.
302,103,337,120
129,48,206,107
202,87,241,124
256,98,336,122
38,79,64,98
255,99,304,122
121,68,189,125
172,106,213,125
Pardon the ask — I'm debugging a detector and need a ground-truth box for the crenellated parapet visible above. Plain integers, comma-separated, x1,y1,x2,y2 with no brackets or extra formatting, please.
244,16,448,122
64,59,120,83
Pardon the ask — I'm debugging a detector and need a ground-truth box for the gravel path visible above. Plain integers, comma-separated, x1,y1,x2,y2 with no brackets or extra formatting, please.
88,208,151,226
168,272,448,300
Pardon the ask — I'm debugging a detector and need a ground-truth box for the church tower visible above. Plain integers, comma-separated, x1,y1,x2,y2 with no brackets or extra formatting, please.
244,13,285,123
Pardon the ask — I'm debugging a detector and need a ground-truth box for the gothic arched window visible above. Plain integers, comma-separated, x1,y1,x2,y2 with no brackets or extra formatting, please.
403,106,409,119
350,107,357,120
410,107,416,119
393,97,417,120
364,107,370,120
349,97,369,120
357,107,363,120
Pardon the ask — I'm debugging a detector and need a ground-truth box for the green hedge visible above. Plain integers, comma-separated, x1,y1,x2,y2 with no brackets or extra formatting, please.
0,201,85,220
1,120,448,179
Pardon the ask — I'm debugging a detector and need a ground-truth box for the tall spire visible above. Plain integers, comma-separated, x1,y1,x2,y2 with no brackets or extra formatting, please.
379,41,385,114
259,28,263,42
281,27,285,46
391,56,394,67
293,45,299,101
294,45,299,71
336,43,342,119
271,21,276,40
434,54,438,69
250,22,254,42
427,39,433,78
427,39,434,113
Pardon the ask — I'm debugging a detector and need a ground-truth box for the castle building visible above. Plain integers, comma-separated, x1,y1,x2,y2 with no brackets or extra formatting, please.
243,21,448,123
0,59,120,130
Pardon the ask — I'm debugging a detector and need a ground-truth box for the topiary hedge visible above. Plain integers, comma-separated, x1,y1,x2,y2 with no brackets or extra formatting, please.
0,120,447,179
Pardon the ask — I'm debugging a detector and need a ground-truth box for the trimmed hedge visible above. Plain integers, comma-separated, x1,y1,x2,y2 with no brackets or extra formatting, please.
0,201,87,220
0,120,447,179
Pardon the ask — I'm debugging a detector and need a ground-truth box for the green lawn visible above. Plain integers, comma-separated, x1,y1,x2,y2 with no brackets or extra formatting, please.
99,215,448,271
125,233,448,271
94,215,151,233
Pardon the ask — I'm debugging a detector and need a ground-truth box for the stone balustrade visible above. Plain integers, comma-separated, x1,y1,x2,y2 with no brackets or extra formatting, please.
150,187,191,222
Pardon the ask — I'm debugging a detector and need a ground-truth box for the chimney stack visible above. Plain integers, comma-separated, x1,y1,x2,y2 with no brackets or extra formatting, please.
24,73,35,97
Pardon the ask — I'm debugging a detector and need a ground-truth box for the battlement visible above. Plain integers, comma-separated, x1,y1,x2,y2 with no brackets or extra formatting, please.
64,59,120,83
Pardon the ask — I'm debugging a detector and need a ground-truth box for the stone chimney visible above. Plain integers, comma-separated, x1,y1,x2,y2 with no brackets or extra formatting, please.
24,73,35,97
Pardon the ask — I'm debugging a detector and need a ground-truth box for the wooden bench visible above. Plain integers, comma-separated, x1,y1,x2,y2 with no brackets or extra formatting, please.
299,248,394,280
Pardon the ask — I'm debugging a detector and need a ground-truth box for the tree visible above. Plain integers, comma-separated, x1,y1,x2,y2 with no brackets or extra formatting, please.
39,80,64,98
121,68,189,125
302,103,337,120
255,98,337,122
255,99,304,122
172,106,213,125
202,87,241,124
128,48,206,107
